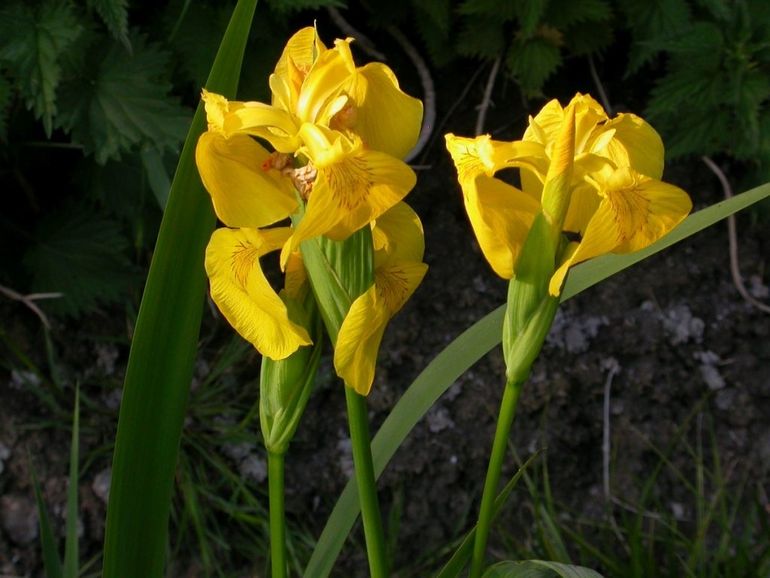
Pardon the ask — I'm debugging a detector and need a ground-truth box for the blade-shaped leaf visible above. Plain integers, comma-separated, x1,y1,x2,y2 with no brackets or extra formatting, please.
305,182,770,577
31,469,63,578
101,2,258,577
482,560,604,578
62,389,80,578
436,452,542,578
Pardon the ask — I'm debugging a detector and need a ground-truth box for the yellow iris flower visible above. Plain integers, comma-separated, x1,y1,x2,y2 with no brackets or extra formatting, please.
196,27,425,370
199,26,422,262
334,203,428,395
445,93,692,296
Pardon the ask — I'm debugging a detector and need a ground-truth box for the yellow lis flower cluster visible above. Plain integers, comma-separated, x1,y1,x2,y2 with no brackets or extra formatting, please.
446,94,692,294
197,27,427,395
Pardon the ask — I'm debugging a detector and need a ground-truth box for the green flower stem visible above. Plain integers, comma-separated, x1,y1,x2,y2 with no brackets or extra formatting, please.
345,387,389,578
300,230,386,576
469,379,523,578
268,451,287,578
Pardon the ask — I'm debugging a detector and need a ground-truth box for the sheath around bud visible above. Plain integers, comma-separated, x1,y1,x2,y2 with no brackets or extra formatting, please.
502,213,559,385
260,301,323,455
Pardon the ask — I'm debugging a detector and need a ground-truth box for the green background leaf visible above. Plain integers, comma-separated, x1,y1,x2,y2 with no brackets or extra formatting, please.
23,204,136,317
87,0,130,46
0,0,82,136
56,33,190,164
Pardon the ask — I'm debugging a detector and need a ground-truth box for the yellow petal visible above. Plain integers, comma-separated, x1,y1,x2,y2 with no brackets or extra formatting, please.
445,133,546,183
597,113,665,179
376,262,428,314
335,261,427,395
344,62,423,159
273,27,326,85
445,133,545,279
371,202,425,266
205,228,311,359
524,93,607,154
195,132,298,229
549,198,620,295
282,126,416,263
562,181,602,235
334,285,388,395
283,249,308,301
467,175,540,278
540,104,575,229
201,89,230,132
296,41,354,124
598,167,692,253
549,166,691,295
223,103,302,153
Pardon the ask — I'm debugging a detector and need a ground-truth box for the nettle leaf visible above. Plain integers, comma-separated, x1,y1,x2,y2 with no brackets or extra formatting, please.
456,16,506,59
167,2,233,89
459,0,517,21
695,0,732,21
0,0,82,136
87,0,130,46
620,0,692,73
23,204,137,317
411,0,452,35
264,0,343,12
507,36,562,96
546,0,612,28
482,560,604,578
514,0,549,36
56,33,190,164
649,21,723,66
413,21,453,68
0,73,10,141
563,22,613,55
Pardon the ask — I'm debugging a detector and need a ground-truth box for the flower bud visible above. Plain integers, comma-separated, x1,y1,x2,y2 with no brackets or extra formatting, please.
260,300,323,455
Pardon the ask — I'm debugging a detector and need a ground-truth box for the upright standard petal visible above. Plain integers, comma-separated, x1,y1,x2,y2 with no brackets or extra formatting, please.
342,61,423,160
595,113,665,179
205,227,311,360
196,132,298,229
295,41,355,125
271,26,326,111
524,93,607,154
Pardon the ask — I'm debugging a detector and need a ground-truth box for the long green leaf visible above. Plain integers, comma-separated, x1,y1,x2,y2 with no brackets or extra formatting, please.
31,467,62,578
436,451,542,578
101,2,257,577
482,560,604,578
305,182,770,577
63,389,79,578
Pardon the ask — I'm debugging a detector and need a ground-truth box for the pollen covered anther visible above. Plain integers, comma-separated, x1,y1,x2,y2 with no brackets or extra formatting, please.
261,152,292,172
291,163,318,199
